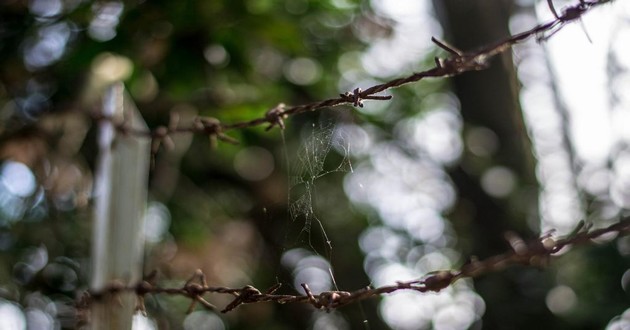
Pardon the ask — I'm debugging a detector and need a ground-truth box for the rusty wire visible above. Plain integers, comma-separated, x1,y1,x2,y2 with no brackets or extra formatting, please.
94,0,612,154
80,217,630,315
78,0,623,320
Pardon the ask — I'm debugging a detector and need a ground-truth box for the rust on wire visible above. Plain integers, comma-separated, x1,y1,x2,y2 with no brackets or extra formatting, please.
80,217,630,317
265,103,287,131
76,0,621,322
94,0,610,148
339,87,392,108
192,117,239,148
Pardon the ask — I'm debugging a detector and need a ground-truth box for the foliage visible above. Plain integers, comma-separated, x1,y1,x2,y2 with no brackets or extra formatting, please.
0,0,628,329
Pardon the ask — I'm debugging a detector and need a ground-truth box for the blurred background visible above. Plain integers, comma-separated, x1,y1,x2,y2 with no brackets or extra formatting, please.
0,0,629,329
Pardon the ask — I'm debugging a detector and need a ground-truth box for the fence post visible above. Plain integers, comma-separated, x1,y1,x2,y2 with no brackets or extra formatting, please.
90,83,150,329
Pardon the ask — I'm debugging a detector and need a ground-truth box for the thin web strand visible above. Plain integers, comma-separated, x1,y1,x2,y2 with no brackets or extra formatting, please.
288,124,353,252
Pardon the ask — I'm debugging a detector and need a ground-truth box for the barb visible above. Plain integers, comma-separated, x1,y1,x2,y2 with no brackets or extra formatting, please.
92,0,610,150
339,87,393,108
192,117,239,148
265,103,287,131
80,216,630,316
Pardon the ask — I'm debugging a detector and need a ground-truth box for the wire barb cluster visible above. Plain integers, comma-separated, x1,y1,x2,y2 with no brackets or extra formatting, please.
265,103,287,131
339,87,393,108
80,217,630,317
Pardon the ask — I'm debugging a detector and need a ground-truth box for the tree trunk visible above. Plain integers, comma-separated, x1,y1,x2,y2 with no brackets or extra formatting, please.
432,0,549,328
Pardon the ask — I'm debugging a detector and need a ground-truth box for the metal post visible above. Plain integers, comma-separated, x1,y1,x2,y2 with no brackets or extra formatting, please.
91,83,150,329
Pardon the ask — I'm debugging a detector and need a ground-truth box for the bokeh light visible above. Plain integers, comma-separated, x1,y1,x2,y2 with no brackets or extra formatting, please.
28,0,63,18
88,1,124,42
282,249,334,294
204,44,230,67
144,202,171,244
284,57,323,86
362,0,440,77
545,285,578,315
312,312,349,330
480,166,517,198
183,311,225,330
606,308,630,330
234,147,275,181
132,314,157,330
0,299,26,330
0,161,39,225
23,22,73,70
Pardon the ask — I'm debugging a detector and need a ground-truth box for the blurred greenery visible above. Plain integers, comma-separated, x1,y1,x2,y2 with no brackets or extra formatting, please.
0,0,628,329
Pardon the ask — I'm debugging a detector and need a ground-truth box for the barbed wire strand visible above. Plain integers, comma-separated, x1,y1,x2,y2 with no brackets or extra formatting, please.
94,0,611,155
81,0,597,174
80,217,629,316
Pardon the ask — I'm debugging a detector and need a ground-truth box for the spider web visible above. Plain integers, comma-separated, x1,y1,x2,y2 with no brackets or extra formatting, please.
286,123,353,252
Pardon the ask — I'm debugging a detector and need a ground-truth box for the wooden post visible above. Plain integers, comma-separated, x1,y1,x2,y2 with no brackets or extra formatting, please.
91,83,150,329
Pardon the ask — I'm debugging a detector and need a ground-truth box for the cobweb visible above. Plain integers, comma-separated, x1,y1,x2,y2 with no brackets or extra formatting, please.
286,123,353,252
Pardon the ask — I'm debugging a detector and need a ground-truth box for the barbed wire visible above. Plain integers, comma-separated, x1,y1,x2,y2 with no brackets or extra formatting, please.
95,0,612,155
79,216,629,317
77,0,624,323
